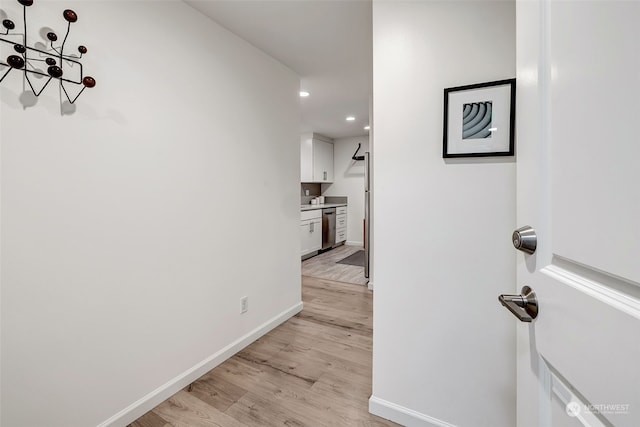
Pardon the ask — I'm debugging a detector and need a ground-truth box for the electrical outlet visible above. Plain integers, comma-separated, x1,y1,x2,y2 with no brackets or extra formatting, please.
240,296,248,314
305,189,310,196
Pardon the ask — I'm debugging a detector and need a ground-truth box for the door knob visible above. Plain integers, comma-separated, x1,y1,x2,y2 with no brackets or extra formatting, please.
512,226,537,254
499,286,538,322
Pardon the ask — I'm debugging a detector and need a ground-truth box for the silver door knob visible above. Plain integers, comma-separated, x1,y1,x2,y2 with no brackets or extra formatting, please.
512,226,537,254
499,286,538,322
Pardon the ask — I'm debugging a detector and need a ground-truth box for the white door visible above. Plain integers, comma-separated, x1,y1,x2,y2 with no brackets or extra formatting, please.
513,1,640,426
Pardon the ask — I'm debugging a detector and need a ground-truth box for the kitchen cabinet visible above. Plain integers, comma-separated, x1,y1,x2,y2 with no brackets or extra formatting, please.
336,206,347,244
312,139,333,182
301,209,322,257
300,133,334,183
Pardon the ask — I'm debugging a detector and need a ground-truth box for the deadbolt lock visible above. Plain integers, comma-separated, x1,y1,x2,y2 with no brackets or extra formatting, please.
512,226,537,254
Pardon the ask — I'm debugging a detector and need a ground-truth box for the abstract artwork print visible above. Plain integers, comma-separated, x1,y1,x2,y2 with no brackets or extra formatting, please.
462,101,492,139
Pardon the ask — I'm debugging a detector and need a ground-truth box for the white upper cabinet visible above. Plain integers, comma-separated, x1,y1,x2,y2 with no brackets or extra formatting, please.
312,139,334,182
300,133,334,183
300,135,314,182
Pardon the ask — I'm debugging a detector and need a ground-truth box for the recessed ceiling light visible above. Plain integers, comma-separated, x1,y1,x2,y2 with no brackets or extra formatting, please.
364,125,370,130
299,91,310,97
346,116,356,121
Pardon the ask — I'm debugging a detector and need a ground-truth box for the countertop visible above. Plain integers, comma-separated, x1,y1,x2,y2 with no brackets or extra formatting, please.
300,203,347,211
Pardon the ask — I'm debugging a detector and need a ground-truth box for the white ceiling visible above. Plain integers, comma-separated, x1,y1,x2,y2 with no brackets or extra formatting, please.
185,0,372,140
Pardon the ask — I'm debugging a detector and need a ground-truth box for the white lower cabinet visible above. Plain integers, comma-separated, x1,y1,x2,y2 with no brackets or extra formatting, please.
336,207,347,244
301,209,322,256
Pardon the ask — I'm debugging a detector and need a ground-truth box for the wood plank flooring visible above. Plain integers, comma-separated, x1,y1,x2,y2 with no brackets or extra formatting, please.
130,276,397,427
302,244,368,286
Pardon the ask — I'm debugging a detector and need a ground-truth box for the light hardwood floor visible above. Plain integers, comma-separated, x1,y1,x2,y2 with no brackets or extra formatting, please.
130,276,397,427
302,244,368,286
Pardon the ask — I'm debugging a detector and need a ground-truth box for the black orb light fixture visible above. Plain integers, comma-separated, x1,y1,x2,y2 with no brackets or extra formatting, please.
0,0,96,104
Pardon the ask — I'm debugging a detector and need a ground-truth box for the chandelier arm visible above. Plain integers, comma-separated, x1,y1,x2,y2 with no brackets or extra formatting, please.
50,43,62,56
29,76,53,96
24,71,35,92
60,22,70,59
22,4,27,52
0,67,13,83
61,81,85,104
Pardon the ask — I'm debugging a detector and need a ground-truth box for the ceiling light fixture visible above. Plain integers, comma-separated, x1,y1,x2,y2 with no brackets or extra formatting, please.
346,116,356,121
299,91,310,97
364,125,370,130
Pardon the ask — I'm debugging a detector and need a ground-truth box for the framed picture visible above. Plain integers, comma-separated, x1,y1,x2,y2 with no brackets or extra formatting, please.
443,78,516,158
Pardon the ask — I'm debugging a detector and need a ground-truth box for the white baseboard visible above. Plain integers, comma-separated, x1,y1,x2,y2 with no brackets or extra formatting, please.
98,302,304,427
369,396,456,427
346,240,363,247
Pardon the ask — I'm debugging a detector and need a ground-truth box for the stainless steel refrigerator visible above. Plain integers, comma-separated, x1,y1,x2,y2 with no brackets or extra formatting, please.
364,152,370,278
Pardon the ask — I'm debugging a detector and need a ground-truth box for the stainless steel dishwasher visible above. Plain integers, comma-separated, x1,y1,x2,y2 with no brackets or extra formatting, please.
322,208,336,249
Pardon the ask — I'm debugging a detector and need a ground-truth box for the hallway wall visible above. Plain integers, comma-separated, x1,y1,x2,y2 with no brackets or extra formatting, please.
0,2,301,426
371,1,516,426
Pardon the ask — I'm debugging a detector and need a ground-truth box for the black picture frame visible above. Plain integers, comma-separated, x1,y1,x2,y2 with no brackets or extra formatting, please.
443,78,516,158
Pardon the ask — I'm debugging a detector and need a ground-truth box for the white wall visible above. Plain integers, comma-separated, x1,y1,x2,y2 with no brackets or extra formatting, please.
322,135,369,246
370,2,516,427
0,2,301,426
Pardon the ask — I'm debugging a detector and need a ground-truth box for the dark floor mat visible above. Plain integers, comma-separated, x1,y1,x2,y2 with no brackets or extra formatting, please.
336,250,365,267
